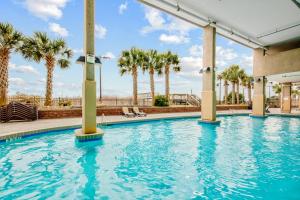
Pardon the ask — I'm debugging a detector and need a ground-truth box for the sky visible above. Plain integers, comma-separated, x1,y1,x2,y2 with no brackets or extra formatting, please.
1,0,254,99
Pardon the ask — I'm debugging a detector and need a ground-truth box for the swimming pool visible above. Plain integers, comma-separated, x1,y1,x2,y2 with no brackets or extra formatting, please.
1,116,300,199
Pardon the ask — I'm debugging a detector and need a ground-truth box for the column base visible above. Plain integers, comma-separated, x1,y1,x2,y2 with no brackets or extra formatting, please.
198,119,221,124
249,114,268,118
75,128,104,142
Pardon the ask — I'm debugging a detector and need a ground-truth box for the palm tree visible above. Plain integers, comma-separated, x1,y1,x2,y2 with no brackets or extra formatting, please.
237,68,246,104
141,49,163,106
118,47,144,106
221,69,230,104
227,64,240,104
19,32,72,106
245,75,253,105
0,22,23,106
217,74,222,104
161,51,181,101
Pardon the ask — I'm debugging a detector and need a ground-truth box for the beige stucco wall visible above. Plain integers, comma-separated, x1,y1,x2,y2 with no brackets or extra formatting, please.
253,41,300,77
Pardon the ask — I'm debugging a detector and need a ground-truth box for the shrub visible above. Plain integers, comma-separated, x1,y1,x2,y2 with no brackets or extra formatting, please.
58,99,72,107
154,95,169,107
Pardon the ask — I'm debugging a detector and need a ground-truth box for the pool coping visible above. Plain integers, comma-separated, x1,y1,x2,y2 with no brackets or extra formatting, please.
1,112,299,142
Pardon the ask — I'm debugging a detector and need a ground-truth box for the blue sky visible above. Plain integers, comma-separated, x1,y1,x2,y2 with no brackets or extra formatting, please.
2,0,253,98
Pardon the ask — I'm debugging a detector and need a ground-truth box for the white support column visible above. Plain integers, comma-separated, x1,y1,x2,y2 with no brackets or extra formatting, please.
252,76,266,117
199,25,219,124
75,0,103,141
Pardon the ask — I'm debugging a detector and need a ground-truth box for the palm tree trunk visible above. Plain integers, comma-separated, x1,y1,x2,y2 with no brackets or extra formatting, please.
224,80,228,104
219,79,222,104
242,87,245,103
0,49,10,106
236,80,240,104
45,56,55,106
149,67,155,106
132,65,138,106
247,84,252,105
165,64,170,102
232,83,236,104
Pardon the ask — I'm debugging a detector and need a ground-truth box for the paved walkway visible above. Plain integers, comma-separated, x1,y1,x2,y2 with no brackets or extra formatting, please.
1,108,299,140
0,110,251,138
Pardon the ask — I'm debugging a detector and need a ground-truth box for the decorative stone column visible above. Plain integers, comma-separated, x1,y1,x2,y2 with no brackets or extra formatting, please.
199,25,219,124
281,83,292,113
75,0,103,141
252,76,266,117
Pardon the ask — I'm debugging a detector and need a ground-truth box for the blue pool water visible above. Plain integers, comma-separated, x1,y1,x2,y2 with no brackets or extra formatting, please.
1,116,300,199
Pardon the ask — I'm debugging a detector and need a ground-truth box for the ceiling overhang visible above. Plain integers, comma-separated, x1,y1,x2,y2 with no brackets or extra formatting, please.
139,0,300,49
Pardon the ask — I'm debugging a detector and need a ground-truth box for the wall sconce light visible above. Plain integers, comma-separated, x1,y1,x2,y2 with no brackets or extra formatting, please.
199,66,212,74
255,77,261,82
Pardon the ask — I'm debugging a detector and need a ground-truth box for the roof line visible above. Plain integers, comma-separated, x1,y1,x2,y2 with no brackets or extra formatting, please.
139,0,267,50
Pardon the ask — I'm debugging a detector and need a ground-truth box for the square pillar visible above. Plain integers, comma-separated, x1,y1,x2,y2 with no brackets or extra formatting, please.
252,76,266,116
281,83,292,113
199,25,218,123
75,0,103,140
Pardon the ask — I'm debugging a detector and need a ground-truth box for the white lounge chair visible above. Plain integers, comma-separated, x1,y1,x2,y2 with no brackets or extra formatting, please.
133,107,147,117
122,107,135,117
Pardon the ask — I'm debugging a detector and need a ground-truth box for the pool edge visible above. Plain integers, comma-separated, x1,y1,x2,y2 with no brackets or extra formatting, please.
2,112,298,142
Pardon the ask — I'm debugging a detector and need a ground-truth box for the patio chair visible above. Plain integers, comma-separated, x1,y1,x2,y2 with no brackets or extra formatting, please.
133,107,147,117
122,107,135,118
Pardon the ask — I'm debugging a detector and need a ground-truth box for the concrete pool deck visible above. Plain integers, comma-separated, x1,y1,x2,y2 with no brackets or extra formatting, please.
1,108,299,141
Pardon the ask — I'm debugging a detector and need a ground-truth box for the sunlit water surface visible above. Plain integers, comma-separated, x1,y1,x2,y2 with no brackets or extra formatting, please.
1,116,300,199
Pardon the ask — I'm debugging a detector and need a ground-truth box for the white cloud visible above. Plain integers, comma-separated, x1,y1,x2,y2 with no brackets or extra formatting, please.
159,34,189,44
10,63,39,76
9,63,16,69
102,52,116,59
240,55,253,69
228,40,236,45
189,45,203,57
49,23,68,37
9,77,27,86
216,46,238,68
119,2,128,14
95,24,107,39
141,7,196,44
23,0,69,20
72,48,83,54
141,7,165,33
177,45,242,79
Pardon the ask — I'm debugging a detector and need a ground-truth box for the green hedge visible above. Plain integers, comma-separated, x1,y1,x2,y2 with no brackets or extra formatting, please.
154,95,169,106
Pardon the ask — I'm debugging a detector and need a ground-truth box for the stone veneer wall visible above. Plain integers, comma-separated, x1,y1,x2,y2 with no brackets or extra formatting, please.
38,105,249,119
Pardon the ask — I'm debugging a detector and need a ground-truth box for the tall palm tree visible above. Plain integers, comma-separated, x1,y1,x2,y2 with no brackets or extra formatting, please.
118,47,144,106
245,75,253,105
217,74,222,104
221,69,230,104
0,22,23,106
227,64,240,104
237,68,246,104
19,32,72,106
161,51,181,101
141,49,163,106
